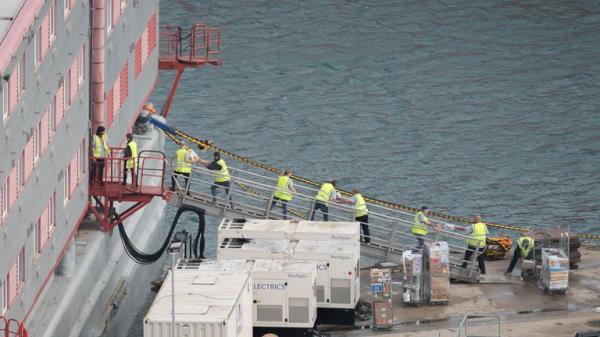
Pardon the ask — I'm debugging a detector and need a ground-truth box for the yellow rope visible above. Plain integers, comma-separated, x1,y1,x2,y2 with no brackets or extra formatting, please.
162,129,600,240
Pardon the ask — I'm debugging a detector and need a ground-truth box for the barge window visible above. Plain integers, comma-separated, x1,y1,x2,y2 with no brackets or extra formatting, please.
50,0,57,41
1,277,6,314
1,82,7,123
17,54,25,98
64,0,72,16
35,26,42,66
64,165,71,204
48,192,56,233
106,0,113,33
1,177,8,220
34,122,41,162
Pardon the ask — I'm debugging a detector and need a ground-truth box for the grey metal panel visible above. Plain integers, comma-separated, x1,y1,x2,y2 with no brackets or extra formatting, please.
257,304,283,323
316,285,325,303
288,297,309,323
330,278,351,304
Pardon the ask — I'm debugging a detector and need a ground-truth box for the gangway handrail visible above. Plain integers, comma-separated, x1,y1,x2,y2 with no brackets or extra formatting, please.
181,163,475,243
170,161,483,269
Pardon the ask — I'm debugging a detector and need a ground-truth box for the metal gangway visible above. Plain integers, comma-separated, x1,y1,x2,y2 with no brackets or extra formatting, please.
168,161,496,283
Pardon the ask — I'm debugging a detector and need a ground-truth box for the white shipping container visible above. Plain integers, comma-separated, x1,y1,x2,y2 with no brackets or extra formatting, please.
144,269,253,337
251,259,318,328
218,219,360,243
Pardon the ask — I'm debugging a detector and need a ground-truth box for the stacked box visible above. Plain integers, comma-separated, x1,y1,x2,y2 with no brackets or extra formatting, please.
401,251,422,305
423,242,450,304
372,300,393,327
371,268,393,329
541,248,569,292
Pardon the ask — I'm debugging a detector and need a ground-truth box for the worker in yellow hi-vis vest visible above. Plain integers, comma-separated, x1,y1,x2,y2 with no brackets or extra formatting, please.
506,236,535,275
310,180,340,221
412,206,440,250
171,142,196,191
92,125,109,184
122,133,137,187
269,169,296,219
198,152,233,206
340,188,370,243
460,214,488,274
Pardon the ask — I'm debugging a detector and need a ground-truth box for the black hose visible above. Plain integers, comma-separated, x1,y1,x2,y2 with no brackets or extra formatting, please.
190,208,206,259
116,205,206,264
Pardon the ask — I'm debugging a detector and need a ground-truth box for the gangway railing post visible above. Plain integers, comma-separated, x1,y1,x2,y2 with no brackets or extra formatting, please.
467,244,478,279
264,190,275,219
386,222,399,256
306,199,316,220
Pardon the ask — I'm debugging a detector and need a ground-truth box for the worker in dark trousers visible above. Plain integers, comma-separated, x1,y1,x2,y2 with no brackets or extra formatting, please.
269,169,296,219
341,188,370,243
505,236,535,275
460,215,488,274
122,133,137,187
310,180,339,221
91,126,109,184
198,152,233,207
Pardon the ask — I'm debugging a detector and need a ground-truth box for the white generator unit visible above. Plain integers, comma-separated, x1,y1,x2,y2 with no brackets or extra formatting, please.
293,240,360,310
293,220,360,242
251,259,318,329
218,218,360,243
218,238,293,260
143,269,253,337
216,237,360,325
218,218,292,241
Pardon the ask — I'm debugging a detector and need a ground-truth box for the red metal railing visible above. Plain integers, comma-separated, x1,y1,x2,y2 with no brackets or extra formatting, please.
0,317,29,337
159,23,222,67
88,148,168,231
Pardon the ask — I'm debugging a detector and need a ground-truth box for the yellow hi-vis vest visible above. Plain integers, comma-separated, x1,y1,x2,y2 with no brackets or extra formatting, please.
353,193,368,218
92,134,109,158
126,140,137,169
315,183,334,205
467,222,487,248
273,175,293,201
175,148,192,173
214,159,230,183
517,236,534,256
412,211,429,235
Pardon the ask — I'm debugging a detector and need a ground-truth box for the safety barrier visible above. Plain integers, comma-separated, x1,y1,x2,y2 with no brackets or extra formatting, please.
0,317,29,337
455,314,502,337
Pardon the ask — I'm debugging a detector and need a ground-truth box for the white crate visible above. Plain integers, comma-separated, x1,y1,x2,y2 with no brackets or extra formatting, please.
251,259,318,328
218,219,360,243
144,269,252,337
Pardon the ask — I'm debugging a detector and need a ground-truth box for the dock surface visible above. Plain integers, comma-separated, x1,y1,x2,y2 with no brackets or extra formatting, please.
327,246,600,336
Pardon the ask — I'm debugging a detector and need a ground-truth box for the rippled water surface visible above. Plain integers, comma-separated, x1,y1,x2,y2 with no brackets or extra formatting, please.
128,0,600,335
